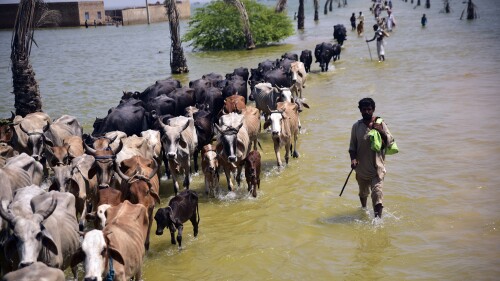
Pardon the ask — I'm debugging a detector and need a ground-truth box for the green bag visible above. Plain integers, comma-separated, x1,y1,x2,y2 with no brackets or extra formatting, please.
369,117,399,155
386,140,399,155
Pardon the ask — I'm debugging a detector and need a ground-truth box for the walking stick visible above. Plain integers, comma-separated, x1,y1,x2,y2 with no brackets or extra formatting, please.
365,36,373,61
339,168,354,197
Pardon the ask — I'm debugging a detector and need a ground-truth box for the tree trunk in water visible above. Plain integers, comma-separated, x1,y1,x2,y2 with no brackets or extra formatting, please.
11,0,42,117
329,0,333,11
297,0,304,29
417,0,421,6
314,0,319,21
226,0,255,49
425,0,430,8
166,0,188,74
445,1,450,13
275,0,287,12
324,0,330,15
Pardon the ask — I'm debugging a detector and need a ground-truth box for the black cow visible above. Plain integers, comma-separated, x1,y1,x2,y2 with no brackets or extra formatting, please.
281,52,299,61
92,99,148,137
145,95,177,125
226,67,249,83
314,42,335,72
300,49,313,73
202,73,224,88
264,67,293,88
333,24,347,46
332,43,342,62
277,58,295,73
154,189,200,249
166,87,196,116
221,75,248,104
249,68,265,98
191,109,214,173
138,78,181,103
189,78,213,105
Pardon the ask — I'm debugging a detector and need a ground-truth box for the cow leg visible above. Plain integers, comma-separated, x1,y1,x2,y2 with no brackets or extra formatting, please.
162,148,171,179
190,213,198,237
145,206,154,251
169,225,176,244
193,149,199,173
274,140,282,167
177,224,184,249
223,164,234,191
236,164,243,187
285,141,291,165
78,197,87,231
292,135,300,158
71,265,78,281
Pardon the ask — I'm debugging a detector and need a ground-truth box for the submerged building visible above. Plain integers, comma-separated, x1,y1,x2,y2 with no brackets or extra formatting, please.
0,0,190,29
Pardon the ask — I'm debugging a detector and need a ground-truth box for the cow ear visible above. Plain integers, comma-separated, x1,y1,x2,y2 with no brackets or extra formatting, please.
88,162,97,179
150,191,161,204
108,247,125,265
44,138,54,148
41,227,59,255
263,119,271,130
71,247,85,268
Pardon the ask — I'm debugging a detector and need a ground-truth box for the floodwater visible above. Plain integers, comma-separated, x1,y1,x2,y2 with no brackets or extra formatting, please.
1,0,500,280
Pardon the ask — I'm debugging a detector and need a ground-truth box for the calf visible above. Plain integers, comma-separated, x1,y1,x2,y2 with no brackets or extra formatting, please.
245,150,261,198
299,49,313,73
201,144,219,197
154,189,199,249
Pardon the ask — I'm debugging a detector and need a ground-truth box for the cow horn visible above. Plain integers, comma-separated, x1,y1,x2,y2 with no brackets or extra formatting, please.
107,135,118,144
43,121,50,133
10,111,15,121
0,203,15,226
19,122,30,135
148,159,158,180
114,162,130,182
36,197,58,221
112,140,123,155
83,141,97,156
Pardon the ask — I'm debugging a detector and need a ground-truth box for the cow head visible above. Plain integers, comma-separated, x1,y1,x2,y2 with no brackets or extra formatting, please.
265,110,286,139
85,140,123,189
19,121,49,161
158,118,190,160
0,197,58,268
114,157,160,205
154,206,174,236
73,229,124,281
215,122,243,163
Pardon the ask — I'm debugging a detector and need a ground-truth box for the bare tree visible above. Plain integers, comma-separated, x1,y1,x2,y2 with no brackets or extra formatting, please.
275,0,287,12
444,0,450,13
460,0,478,20
314,0,319,21
11,0,59,117
225,0,255,49
425,0,430,8
166,0,188,73
324,0,332,15
297,0,304,29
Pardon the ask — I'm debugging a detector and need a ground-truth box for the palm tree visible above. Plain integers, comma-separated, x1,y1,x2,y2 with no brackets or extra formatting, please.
11,0,42,117
297,0,304,29
460,0,478,20
314,0,319,21
275,0,287,13
225,0,255,49
165,0,188,73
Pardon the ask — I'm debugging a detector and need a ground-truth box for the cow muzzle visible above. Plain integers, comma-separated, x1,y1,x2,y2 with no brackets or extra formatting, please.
228,156,237,163
167,152,176,159
19,261,34,268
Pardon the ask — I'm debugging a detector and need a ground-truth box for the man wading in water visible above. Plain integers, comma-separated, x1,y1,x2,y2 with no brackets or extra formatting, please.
349,98,394,218
366,24,388,62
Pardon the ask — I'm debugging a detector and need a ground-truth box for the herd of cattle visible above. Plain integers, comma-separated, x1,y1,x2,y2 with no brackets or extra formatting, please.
0,35,346,280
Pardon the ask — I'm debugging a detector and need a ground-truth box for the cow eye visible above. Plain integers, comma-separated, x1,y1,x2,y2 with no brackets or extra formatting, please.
101,248,106,256
36,232,43,240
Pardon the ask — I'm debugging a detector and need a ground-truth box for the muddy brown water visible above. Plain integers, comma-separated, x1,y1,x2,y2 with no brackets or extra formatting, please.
1,0,499,280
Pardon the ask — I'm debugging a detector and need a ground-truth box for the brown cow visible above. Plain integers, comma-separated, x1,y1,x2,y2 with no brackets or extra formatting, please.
72,201,149,281
264,101,300,167
45,135,84,168
0,113,15,144
201,144,219,197
1,261,65,281
0,142,17,167
244,150,261,197
223,95,246,114
115,156,160,251
84,138,123,190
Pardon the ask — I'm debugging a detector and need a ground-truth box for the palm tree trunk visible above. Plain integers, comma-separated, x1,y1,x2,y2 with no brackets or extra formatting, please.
329,0,333,11
225,0,255,49
297,0,304,29
275,0,287,13
165,0,188,74
324,0,330,15
11,0,42,117
314,0,319,21
425,0,430,8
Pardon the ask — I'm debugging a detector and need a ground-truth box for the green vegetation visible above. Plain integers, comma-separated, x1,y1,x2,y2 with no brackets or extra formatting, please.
183,0,294,50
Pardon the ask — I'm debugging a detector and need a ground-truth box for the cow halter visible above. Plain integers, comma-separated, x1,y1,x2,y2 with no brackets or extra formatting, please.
105,249,115,281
